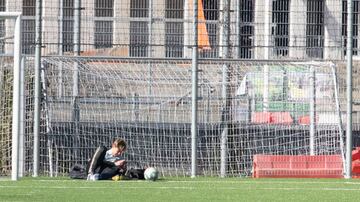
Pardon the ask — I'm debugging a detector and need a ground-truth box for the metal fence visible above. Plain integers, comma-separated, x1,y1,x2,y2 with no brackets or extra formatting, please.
1,0,360,178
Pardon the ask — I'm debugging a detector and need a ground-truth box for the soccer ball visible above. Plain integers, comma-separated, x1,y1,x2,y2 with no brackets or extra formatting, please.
144,167,159,181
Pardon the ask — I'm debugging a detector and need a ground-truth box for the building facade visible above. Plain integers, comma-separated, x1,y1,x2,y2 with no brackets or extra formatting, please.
0,0,358,60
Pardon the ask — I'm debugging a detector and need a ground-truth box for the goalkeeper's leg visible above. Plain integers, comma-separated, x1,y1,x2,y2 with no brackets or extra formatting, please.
99,166,119,180
86,146,107,175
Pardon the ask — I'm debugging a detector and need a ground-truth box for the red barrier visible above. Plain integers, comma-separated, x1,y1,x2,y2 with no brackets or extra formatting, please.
352,147,360,178
251,112,293,124
252,155,343,178
298,115,310,125
352,147,360,161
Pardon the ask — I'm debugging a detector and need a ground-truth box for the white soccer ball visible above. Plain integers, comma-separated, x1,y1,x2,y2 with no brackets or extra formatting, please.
144,167,159,181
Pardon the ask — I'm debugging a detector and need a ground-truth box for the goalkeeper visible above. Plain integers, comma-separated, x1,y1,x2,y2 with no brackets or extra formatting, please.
86,138,127,180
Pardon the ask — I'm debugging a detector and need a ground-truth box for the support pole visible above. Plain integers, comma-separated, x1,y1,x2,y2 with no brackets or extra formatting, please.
73,0,81,163
58,0,63,98
33,0,42,177
309,66,316,155
148,0,153,58
235,0,241,58
263,0,271,111
148,0,153,96
220,0,231,178
191,0,198,178
345,0,353,179
19,56,26,177
184,0,190,58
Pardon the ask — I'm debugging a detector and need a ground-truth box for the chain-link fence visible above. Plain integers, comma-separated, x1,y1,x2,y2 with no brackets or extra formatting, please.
2,0,360,178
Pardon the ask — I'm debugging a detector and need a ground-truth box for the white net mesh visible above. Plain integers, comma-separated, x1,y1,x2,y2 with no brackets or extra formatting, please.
0,56,13,176
0,16,14,177
0,16,36,177
38,57,344,177
0,55,35,177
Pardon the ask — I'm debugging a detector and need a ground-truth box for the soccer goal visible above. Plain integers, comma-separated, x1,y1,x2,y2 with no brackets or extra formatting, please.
0,12,23,181
38,57,346,177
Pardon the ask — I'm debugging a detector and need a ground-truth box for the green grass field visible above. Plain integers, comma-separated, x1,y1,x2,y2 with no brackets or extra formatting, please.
1,177,360,202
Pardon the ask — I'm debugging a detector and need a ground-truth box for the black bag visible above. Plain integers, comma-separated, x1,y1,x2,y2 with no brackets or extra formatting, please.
69,164,87,179
125,168,145,180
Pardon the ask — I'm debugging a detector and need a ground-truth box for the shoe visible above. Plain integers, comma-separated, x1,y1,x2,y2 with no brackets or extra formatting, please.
86,174,92,181
124,170,131,178
87,173,99,181
112,175,122,181
92,174,99,181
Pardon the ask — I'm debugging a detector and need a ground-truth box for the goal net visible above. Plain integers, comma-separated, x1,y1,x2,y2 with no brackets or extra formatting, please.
38,57,345,177
0,12,32,180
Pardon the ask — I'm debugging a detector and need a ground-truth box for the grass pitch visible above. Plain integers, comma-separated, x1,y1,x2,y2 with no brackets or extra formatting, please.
1,177,360,202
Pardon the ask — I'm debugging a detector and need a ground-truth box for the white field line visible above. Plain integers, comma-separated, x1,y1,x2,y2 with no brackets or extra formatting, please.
16,179,360,185
1,185,360,192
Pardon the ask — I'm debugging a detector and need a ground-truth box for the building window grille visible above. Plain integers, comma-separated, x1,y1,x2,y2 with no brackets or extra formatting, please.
62,0,74,52
22,0,36,54
272,0,289,57
239,0,254,59
94,0,114,49
130,0,149,57
306,0,324,59
165,0,184,58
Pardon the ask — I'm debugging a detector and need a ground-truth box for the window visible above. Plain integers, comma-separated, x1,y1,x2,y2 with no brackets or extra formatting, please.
165,0,184,58
22,0,36,54
0,0,4,11
0,0,5,54
63,0,74,52
306,0,324,59
95,0,114,17
130,0,149,18
272,0,289,57
23,0,36,16
199,0,219,58
130,0,149,57
342,0,359,56
239,0,254,59
95,0,114,49
130,21,149,57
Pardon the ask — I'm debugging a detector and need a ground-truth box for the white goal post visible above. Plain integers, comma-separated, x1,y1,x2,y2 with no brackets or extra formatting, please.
0,12,22,181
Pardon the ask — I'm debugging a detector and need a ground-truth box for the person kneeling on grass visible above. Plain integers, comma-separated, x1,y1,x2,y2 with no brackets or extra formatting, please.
86,138,127,181
69,138,146,180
